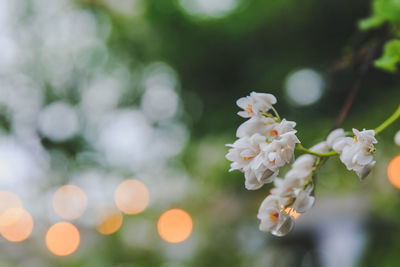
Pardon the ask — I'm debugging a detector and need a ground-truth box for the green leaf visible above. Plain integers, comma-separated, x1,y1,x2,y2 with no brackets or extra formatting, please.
374,39,400,72
358,16,385,31
374,0,400,23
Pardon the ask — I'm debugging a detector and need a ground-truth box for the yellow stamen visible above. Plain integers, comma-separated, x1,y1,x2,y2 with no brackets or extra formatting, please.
269,212,279,222
245,104,253,115
353,136,358,143
241,156,253,161
270,130,278,137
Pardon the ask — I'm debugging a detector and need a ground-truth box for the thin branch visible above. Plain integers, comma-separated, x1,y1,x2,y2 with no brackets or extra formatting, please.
333,41,381,129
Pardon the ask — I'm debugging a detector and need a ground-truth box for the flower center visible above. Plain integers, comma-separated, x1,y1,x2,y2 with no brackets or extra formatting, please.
353,136,358,143
269,211,279,222
245,104,253,115
241,156,253,161
270,130,278,137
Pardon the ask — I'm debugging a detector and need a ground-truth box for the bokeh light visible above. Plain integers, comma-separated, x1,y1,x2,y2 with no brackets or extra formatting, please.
285,68,325,106
96,110,154,168
46,222,80,256
141,62,179,122
395,130,400,146
388,155,400,189
96,208,123,235
53,185,88,220
38,102,79,142
157,209,193,243
0,208,33,242
0,208,24,228
285,207,301,220
178,0,239,18
114,179,150,215
0,191,23,227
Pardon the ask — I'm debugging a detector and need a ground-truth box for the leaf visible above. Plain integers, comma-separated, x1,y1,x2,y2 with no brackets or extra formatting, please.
374,0,400,23
358,16,385,31
359,0,400,31
374,39,400,72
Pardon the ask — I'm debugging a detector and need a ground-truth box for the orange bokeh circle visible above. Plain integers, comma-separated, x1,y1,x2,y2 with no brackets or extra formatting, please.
46,222,80,256
96,209,123,235
388,155,400,189
1,208,34,242
157,209,193,243
114,180,149,215
53,185,87,220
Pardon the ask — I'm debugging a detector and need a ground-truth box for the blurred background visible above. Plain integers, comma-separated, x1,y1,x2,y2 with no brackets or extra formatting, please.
0,0,399,266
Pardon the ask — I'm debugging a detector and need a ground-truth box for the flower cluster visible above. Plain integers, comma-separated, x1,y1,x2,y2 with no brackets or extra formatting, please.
327,128,377,180
258,142,328,236
226,92,300,190
226,92,387,237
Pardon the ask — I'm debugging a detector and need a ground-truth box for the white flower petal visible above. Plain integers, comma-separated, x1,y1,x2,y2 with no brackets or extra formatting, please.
326,128,346,148
293,189,315,213
356,161,375,180
310,141,329,153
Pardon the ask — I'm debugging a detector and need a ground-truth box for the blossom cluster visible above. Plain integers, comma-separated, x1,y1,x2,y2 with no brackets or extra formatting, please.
327,128,377,180
226,92,300,190
226,92,379,237
258,142,328,236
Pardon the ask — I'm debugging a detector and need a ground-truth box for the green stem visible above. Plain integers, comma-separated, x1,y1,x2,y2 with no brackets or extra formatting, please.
375,104,400,135
271,106,281,122
261,112,280,122
296,143,338,157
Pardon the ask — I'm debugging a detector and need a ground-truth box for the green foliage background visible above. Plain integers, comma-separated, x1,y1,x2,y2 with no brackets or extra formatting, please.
1,0,400,266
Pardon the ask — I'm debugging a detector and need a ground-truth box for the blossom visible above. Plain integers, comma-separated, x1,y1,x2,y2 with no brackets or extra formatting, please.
257,195,295,236
227,101,299,190
330,128,377,180
271,174,306,200
236,92,277,118
236,116,276,138
243,167,277,190
326,128,346,148
237,117,296,139
292,186,314,213
270,141,327,214
225,134,266,172
250,131,300,178
226,134,278,190
309,141,329,154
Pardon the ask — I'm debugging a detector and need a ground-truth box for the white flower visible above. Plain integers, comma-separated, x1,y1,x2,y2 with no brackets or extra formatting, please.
237,92,277,118
331,128,377,180
271,174,306,199
243,167,277,190
236,116,276,138
251,131,300,176
270,159,313,211
394,130,400,146
226,134,266,171
236,117,296,139
291,154,315,171
228,92,300,192
257,195,294,236
291,142,328,172
292,186,315,213
226,134,278,190
310,141,329,154
326,128,346,148
270,141,327,212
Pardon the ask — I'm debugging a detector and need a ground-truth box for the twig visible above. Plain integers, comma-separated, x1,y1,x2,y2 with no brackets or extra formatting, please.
333,41,382,129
